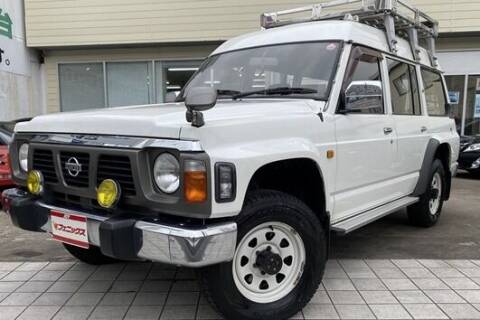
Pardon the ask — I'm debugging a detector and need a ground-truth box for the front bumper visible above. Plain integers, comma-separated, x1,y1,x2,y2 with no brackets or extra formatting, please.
1,188,237,267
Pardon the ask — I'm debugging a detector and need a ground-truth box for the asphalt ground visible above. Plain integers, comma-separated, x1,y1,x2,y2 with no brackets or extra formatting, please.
0,172,478,262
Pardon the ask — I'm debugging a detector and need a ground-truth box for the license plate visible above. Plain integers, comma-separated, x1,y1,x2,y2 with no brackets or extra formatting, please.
50,210,89,249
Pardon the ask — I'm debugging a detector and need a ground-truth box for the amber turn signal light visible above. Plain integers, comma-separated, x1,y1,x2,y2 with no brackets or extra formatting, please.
184,160,207,203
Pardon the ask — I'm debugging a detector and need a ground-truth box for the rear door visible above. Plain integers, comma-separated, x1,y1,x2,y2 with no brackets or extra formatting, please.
387,58,430,195
333,46,398,222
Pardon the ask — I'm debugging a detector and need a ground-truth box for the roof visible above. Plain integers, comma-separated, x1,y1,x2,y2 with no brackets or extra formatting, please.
212,20,434,68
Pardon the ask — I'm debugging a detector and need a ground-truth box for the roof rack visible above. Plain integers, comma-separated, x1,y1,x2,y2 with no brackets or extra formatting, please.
260,0,439,66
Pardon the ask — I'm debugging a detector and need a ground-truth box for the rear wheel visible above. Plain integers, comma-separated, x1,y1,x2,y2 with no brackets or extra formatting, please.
200,190,327,320
408,159,446,227
63,244,120,265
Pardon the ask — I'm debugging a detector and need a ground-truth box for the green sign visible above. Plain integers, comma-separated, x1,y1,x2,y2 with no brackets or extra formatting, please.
0,8,12,39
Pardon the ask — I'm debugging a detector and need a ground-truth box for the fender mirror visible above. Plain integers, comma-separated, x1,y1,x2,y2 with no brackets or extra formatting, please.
185,87,217,112
185,87,217,127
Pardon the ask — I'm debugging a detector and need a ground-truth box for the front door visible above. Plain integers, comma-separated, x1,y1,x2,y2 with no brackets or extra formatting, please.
333,46,398,222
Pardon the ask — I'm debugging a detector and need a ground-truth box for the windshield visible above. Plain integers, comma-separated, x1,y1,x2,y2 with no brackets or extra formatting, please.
181,41,342,101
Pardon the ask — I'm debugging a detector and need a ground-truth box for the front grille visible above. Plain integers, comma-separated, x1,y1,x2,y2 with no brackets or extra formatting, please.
51,192,82,208
97,155,136,196
31,146,138,212
60,152,90,188
32,149,58,183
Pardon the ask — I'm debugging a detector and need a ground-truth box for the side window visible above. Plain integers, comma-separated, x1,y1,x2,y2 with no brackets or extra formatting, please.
387,59,421,115
421,68,447,116
342,49,384,114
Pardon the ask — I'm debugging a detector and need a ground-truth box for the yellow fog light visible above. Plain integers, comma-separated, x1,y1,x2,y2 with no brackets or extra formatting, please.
27,170,44,195
97,179,121,208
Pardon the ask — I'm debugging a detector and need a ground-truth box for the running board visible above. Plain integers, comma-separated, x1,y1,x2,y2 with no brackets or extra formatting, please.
331,197,419,235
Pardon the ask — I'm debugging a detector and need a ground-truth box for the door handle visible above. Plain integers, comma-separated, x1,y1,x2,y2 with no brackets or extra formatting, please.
421,126,428,133
383,127,393,135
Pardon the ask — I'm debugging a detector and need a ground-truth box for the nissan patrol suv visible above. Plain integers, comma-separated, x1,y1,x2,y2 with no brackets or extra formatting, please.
2,1,459,319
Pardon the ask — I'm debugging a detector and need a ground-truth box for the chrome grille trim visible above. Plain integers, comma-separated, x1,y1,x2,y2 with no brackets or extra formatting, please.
29,134,203,152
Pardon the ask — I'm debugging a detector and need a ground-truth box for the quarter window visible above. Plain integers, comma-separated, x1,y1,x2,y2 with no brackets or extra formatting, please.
387,59,421,115
421,68,447,116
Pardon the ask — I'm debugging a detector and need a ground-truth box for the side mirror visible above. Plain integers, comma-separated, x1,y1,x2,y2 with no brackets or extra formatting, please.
165,91,179,103
185,87,217,112
339,81,383,114
185,87,217,127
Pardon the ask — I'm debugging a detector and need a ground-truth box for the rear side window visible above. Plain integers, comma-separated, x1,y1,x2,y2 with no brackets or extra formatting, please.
421,68,447,116
387,59,422,115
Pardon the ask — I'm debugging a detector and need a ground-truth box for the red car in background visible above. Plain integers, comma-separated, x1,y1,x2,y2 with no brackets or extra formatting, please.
0,124,14,189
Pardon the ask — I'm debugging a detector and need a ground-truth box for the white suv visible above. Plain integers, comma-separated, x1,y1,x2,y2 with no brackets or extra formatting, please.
2,1,459,319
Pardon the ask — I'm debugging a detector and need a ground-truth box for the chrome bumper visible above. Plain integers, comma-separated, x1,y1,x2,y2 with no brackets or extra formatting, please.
40,203,237,267
3,189,237,267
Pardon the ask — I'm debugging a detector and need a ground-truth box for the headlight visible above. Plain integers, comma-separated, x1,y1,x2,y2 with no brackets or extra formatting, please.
465,143,480,152
153,153,180,193
19,143,29,172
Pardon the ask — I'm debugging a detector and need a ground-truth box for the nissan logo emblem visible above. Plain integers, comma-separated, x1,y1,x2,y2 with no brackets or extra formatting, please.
65,157,82,177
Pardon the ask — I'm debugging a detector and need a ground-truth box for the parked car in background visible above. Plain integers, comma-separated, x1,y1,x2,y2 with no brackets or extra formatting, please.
459,119,480,175
0,122,14,189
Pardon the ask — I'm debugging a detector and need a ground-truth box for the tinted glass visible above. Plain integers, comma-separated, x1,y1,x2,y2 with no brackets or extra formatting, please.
387,59,421,115
155,62,200,103
107,62,152,107
445,75,465,132
421,68,447,116
344,53,384,114
183,42,341,100
59,63,105,112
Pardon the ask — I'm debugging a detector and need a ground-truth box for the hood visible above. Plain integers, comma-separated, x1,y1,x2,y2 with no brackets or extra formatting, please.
15,100,321,139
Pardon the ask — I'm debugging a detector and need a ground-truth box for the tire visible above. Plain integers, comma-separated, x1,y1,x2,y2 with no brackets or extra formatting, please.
408,159,446,227
200,190,327,320
63,244,120,265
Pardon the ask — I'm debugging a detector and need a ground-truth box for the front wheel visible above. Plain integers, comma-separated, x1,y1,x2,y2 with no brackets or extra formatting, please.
408,159,446,227
200,190,327,320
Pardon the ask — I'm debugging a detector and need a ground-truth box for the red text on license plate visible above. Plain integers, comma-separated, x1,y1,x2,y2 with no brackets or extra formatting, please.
50,210,89,249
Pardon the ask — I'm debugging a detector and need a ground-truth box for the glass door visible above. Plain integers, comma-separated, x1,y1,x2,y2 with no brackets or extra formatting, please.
155,61,201,103
106,61,152,107
465,76,480,137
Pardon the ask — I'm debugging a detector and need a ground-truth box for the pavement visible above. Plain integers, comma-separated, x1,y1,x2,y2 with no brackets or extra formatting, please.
1,259,480,319
0,173,477,319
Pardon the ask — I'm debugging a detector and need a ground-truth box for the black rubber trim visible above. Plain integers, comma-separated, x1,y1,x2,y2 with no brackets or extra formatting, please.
8,195,49,232
99,217,142,260
412,139,440,197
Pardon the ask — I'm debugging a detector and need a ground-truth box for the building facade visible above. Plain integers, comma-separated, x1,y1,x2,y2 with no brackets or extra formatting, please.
16,0,480,136
0,0,45,121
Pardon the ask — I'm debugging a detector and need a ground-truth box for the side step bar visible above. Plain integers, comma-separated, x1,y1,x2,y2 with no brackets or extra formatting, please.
331,197,419,235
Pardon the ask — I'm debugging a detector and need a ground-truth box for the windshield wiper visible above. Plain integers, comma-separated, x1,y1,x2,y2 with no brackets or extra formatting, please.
216,89,242,97
233,87,318,99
